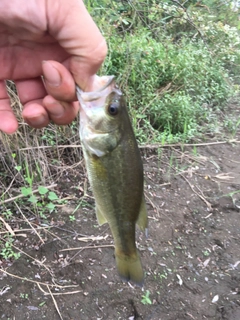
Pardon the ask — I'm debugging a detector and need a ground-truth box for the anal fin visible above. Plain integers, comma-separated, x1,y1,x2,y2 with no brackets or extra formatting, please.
96,205,108,226
136,195,148,232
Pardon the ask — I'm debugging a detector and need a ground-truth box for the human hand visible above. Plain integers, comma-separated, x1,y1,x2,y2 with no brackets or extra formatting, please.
0,0,107,134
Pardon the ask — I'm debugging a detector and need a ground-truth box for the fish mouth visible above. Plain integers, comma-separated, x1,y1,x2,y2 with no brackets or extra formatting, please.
76,75,121,111
76,75,115,102
77,75,115,99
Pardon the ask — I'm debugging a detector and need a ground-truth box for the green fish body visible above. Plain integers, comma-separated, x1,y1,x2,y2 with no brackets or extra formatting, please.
77,76,147,286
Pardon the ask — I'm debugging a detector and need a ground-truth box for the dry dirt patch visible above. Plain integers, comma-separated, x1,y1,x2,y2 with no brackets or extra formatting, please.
0,139,240,320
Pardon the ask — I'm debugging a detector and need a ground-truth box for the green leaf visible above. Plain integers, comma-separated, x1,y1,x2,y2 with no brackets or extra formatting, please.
38,186,49,195
141,290,152,305
21,187,32,196
48,192,59,201
15,166,22,172
46,203,55,212
28,195,38,204
25,177,33,185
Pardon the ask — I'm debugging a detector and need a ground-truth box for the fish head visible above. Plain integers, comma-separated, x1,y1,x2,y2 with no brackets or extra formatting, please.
77,76,126,157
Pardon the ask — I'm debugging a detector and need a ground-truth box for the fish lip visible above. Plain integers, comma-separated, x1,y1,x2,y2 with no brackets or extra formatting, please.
76,75,116,102
76,75,122,109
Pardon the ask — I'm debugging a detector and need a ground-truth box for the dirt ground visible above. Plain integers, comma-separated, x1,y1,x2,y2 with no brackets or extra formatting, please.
1,135,240,319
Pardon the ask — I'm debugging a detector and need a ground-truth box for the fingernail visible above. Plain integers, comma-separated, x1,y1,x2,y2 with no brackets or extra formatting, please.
27,115,46,127
42,61,61,87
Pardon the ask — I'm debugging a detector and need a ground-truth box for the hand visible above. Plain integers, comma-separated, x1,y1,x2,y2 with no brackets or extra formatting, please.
0,0,107,134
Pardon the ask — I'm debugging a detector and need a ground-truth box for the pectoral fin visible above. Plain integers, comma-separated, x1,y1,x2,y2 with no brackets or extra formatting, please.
137,195,148,232
96,205,108,225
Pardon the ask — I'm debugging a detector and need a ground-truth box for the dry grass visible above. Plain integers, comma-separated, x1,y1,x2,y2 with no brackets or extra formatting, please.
0,83,85,274
0,82,82,189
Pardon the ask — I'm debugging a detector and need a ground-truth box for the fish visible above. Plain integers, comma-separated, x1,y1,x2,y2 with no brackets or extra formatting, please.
76,76,147,286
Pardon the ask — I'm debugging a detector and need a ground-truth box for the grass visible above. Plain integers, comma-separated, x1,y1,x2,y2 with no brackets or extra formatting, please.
0,84,85,260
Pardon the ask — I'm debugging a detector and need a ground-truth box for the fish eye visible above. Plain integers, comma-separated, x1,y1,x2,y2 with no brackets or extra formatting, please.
108,102,119,116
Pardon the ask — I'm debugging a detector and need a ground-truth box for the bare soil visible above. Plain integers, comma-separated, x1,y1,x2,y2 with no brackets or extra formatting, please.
1,137,240,320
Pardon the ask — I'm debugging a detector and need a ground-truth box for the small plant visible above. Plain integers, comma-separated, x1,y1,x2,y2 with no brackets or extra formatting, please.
20,293,29,299
0,235,20,260
192,146,198,157
19,185,64,219
224,117,240,138
203,250,210,257
69,215,76,222
10,156,63,217
159,271,168,282
2,209,13,220
141,290,152,305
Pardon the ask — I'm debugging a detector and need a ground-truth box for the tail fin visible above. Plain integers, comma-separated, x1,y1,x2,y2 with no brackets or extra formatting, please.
115,253,144,287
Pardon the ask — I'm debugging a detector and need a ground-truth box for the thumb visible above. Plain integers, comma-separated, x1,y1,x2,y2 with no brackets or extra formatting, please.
46,0,107,91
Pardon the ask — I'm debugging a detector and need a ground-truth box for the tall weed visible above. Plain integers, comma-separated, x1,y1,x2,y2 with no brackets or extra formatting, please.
101,30,232,142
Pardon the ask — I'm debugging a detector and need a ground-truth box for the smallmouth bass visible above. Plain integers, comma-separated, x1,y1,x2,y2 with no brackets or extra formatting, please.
76,76,147,286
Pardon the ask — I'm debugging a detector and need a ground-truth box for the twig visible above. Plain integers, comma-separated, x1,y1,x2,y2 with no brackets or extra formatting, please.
180,173,212,210
69,227,110,262
171,147,207,165
1,173,19,198
47,285,63,320
18,145,82,151
78,235,109,242
139,140,240,149
13,201,45,244
0,224,63,244
6,241,54,276
2,184,57,204
37,283,82,296
160,157,212,210
11,226,53,232
0,217,15,236
145,193,158,212
59,244,114,252
0,230,26,236
0,268,79,289
159,182,171,187
222,156,240,164
4,140,238,152
17,221,65,242
145,193,174,222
